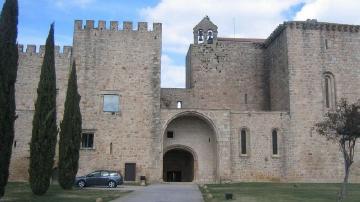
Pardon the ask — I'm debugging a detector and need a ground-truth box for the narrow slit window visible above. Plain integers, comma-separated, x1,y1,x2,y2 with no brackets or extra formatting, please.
110,142,113,154
177,101,182,109
325,39,329,49
272,130,278,155
244,93,248,104
324,73,335,109
325,77,330,108
241,129,247,155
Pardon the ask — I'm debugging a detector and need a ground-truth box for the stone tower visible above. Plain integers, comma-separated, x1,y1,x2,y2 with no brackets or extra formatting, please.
71,20,162,182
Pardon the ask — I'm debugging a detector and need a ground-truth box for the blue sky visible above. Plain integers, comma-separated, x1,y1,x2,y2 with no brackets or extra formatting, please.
3,0,360,88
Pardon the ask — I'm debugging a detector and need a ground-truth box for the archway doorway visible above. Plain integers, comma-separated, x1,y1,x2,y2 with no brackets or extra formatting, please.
162,112,218,183
163,149,194,182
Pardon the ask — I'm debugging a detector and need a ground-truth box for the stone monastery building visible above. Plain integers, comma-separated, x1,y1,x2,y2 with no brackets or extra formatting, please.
10,16,360,183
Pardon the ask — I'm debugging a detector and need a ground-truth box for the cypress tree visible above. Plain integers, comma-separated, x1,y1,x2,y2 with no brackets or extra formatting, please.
0,0,18,198
58,61,82,189
29,23,57,195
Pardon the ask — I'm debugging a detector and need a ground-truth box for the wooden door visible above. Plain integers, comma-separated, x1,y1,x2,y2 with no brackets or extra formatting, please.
124,163,136,181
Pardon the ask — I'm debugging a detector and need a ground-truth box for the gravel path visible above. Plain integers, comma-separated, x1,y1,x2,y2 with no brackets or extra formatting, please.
111,183,204,202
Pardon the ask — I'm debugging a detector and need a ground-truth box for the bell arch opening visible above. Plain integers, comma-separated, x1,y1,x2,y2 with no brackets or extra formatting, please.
163,149,194,182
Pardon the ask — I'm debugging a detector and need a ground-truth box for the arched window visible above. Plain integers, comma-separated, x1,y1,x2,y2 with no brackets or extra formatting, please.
240,128,249,155
324,72,336,109
272,129,278,155
198,29,204,43
207,30,213,44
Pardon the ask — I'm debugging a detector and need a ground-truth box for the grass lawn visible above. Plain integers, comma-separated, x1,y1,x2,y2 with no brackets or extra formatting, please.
200,182,360,202
1,182,130,202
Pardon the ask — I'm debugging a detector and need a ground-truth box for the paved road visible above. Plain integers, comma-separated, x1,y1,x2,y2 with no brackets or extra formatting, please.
111,183,204,202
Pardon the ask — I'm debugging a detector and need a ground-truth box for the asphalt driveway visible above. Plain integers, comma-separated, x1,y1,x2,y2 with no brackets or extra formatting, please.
111,183,204,202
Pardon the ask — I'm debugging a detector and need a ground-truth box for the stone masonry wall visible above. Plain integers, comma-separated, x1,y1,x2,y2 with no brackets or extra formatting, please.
285,21,360,182
177,39,267,111
230,111,289,182
9,45,72,181
264,28,290,111
72,20,161,182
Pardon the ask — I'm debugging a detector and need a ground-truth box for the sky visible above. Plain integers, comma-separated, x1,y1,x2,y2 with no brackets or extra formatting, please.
3,0,360,88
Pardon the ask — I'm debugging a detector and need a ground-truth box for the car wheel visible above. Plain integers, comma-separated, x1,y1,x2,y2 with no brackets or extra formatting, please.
108,180,116,188
77,180,86,188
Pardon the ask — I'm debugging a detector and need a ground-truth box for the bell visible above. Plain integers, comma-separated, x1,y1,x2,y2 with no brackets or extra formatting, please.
199,35,204,41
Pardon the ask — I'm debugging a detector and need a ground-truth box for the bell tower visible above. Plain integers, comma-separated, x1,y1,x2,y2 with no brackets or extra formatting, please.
193,16,218,44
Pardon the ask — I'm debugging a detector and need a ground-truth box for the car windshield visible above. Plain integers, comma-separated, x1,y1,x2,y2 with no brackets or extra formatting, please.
110,172,119,176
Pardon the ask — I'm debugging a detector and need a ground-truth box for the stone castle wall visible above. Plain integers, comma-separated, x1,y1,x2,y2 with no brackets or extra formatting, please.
264,27,290,111
283,21,360,182
230,111,290,182
72,20,162,181
9,18,360,183
10,45,72,181
161,20,360,183
162,39,268,111
9,20,162,182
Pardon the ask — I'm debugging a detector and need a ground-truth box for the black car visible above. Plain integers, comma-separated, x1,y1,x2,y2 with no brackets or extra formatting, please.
75,170,123,188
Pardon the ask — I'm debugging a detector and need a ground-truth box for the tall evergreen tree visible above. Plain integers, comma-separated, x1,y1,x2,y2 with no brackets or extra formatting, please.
29,23,57,195
58,61,82,190
0,0,18,198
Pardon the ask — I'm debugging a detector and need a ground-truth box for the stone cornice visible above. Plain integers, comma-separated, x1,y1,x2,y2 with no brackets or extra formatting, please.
263,19,360,48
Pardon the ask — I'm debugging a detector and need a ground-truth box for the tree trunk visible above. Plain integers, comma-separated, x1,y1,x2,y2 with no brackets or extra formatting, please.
338,160,350,202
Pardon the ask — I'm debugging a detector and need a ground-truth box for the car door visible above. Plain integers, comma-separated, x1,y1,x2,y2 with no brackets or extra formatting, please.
100,171,110,185
86,171,101,186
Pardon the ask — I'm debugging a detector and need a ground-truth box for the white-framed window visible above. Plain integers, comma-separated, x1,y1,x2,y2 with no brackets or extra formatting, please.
103,94,120,112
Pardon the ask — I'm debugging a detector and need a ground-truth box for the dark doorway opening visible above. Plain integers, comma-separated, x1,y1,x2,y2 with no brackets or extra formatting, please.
163,149,194,182
125,163,136,181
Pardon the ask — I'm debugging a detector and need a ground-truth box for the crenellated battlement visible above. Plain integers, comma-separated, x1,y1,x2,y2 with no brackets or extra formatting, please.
18,44,72,56
74,20,161,32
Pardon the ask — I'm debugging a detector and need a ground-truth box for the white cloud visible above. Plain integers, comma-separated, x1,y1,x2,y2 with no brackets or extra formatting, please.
161,54,185,88
141,0,304,55
295,0,360,24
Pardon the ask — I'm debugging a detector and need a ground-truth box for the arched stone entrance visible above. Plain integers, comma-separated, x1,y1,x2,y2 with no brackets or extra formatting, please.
162,112,218,183
163,149,194,182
